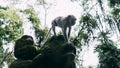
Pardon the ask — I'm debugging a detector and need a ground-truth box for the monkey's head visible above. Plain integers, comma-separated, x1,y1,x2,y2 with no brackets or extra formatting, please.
66,15,76,26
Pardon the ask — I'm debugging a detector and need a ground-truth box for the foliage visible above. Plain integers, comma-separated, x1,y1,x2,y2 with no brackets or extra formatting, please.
0,6,23,67
73,13,98,47
95,31,120,68
0,8,23,43
80,14,98,34
73,0,120,67
0,6,8,10
107,0,120,7
23,8,40,25
0,49,14,67
22,8,48,46
0,46,3,62
107,0,120,33
111,8,120,16
0,9,22,22
34,27,48,46
38,0,46,5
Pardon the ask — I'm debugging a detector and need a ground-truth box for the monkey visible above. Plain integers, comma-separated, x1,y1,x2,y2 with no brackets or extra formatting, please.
40,15,76,47
51,15,76,42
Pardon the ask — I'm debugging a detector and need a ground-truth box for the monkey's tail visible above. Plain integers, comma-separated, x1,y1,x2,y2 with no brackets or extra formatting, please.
40,27,52,49
45,27,52,39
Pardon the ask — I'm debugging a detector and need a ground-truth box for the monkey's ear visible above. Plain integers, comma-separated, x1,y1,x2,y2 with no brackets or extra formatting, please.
67,15,72,18
67,15,76,20
66,15,72,21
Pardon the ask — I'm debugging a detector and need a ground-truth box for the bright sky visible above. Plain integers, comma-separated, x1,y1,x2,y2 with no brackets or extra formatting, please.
40,0,82,28
0,0,99,67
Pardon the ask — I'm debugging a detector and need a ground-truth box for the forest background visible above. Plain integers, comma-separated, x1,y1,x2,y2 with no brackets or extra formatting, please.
0,0,120,68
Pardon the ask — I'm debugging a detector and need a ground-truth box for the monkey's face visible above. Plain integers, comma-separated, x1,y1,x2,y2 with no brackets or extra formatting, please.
67,15,76,26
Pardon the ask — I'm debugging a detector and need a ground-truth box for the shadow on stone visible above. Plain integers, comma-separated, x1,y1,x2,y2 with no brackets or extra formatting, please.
9,35,76,68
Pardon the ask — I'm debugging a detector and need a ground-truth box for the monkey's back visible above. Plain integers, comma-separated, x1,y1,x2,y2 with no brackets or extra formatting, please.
52,16,66,28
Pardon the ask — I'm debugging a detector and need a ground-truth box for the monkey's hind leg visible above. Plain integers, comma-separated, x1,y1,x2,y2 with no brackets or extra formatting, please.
52,24,56,36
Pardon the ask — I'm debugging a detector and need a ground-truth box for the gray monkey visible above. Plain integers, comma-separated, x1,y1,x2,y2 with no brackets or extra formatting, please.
52,15,76,42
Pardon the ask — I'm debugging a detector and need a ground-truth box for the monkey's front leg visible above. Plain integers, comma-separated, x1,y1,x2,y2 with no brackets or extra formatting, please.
68,27,71,38
67,27,71,43
62,27,68,42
